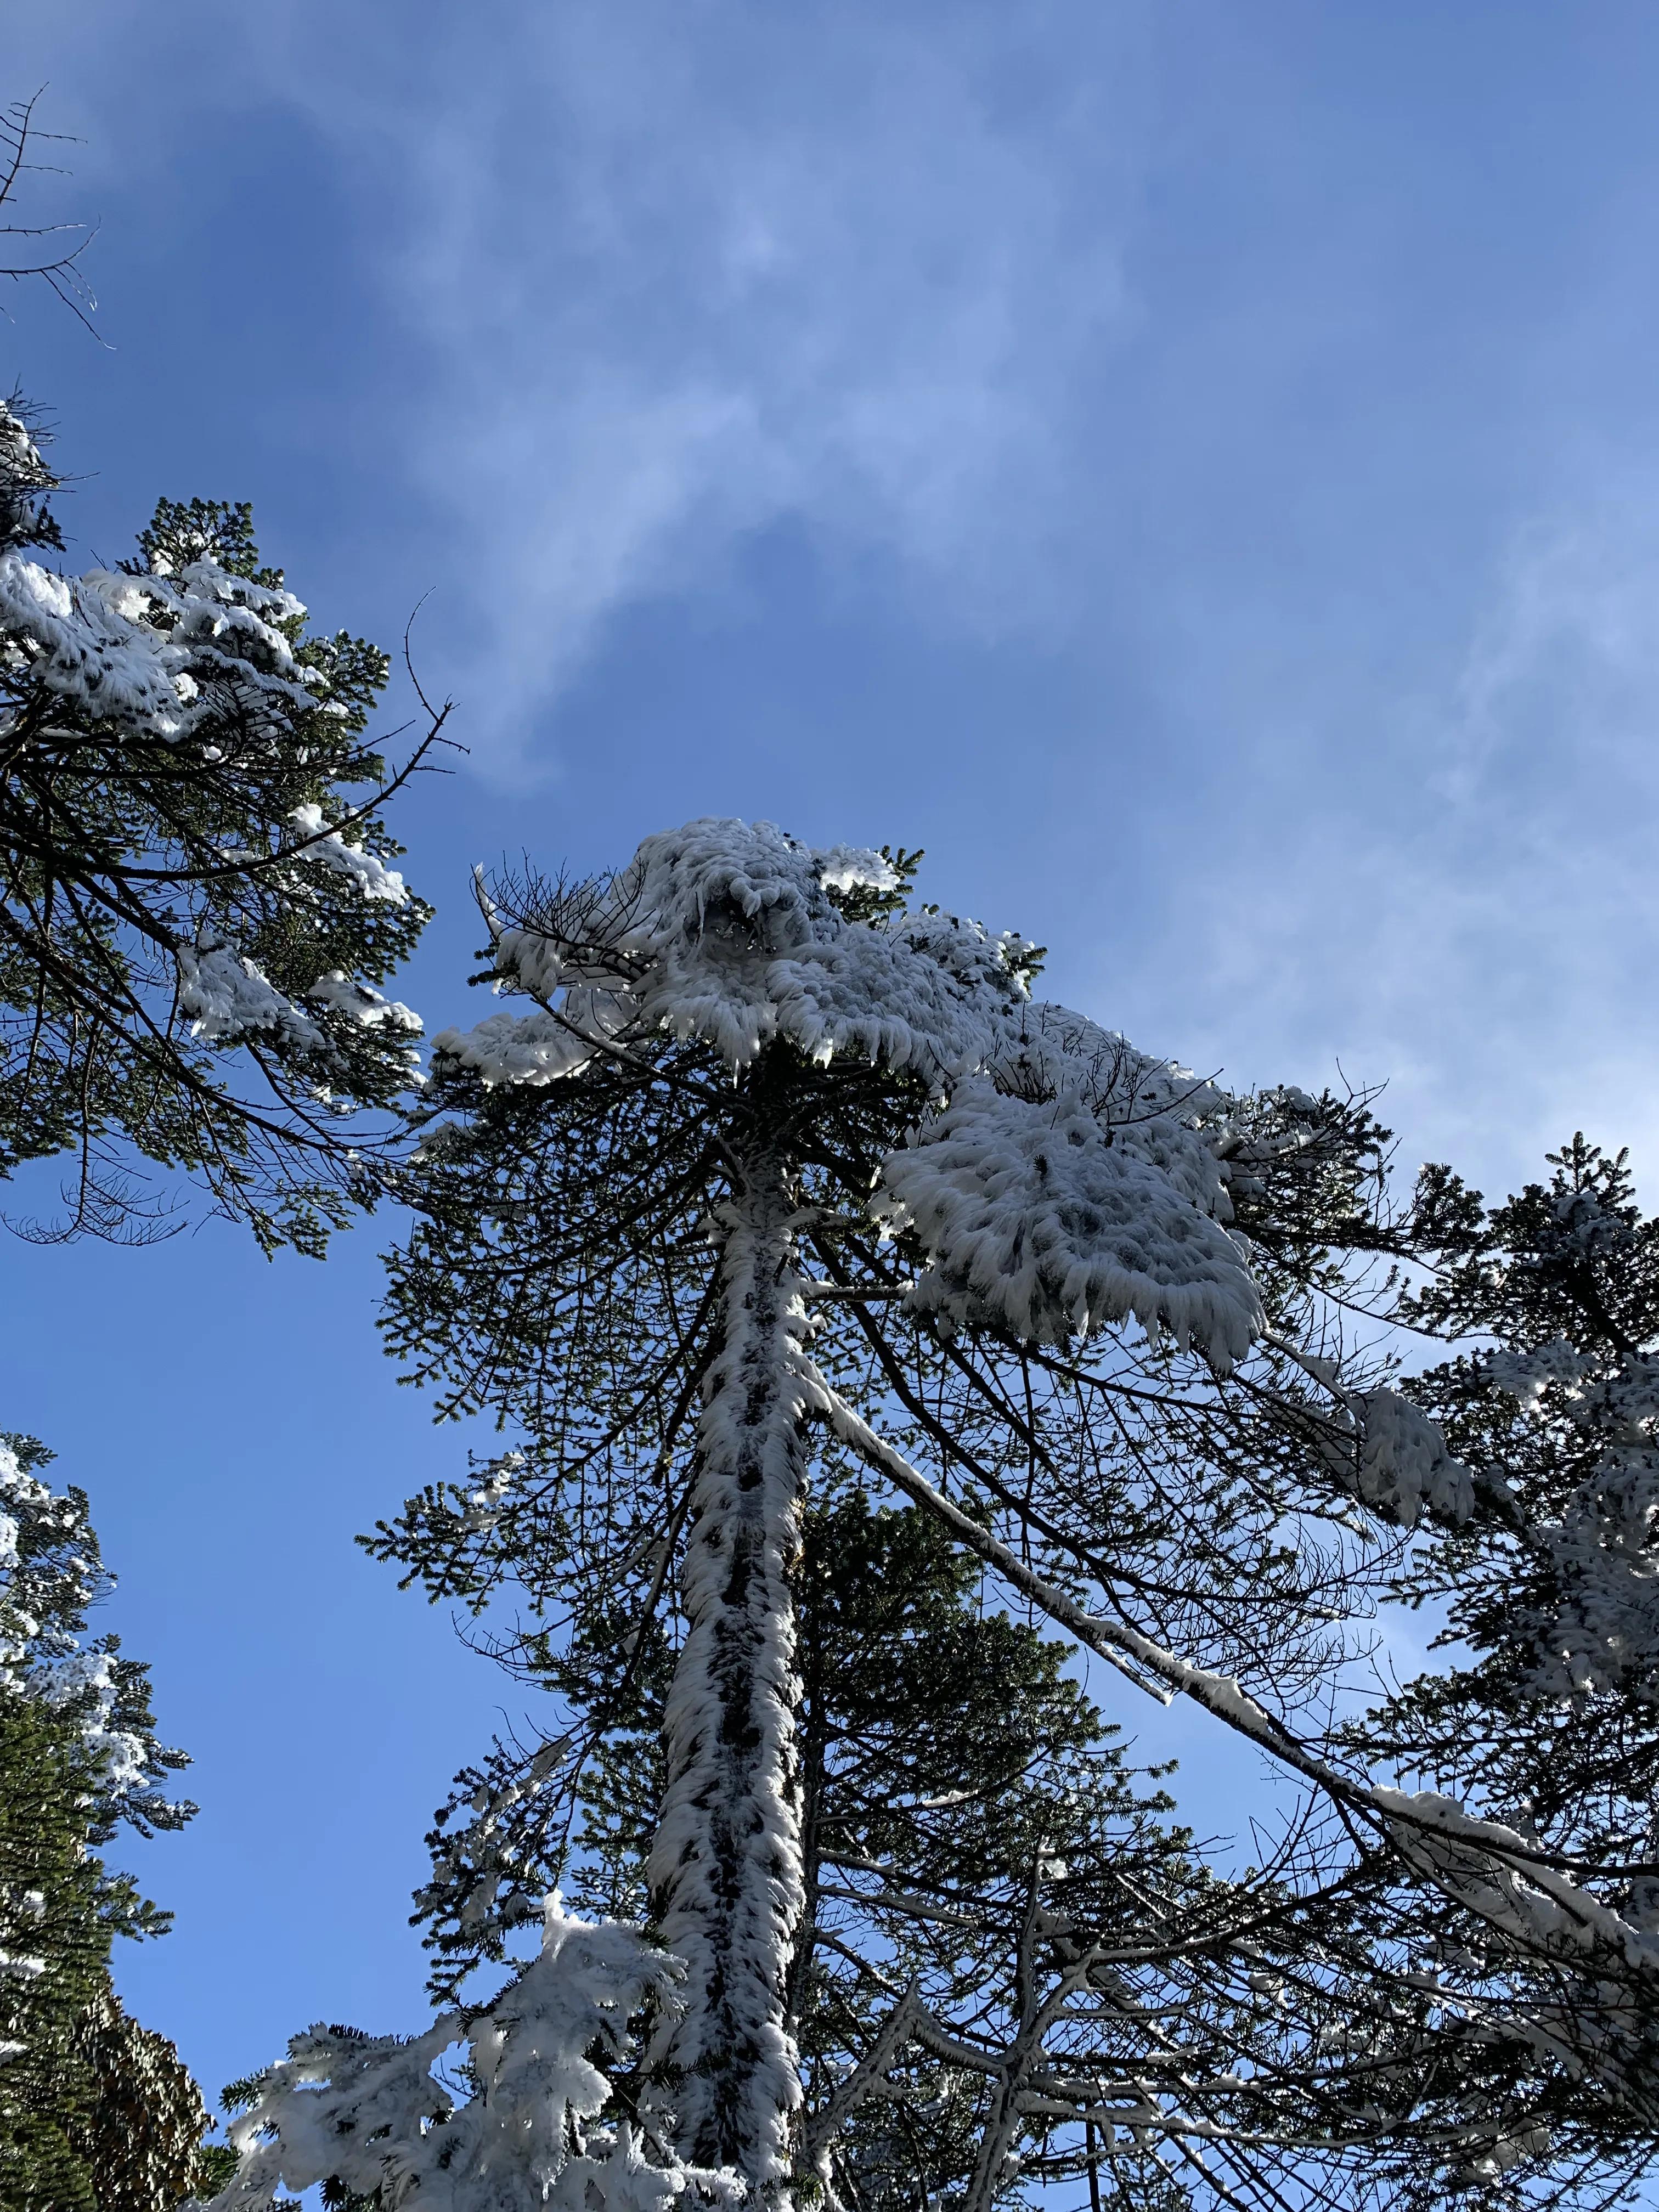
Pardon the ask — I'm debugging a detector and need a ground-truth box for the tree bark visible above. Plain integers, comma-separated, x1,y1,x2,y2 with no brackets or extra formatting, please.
648,1149,811,2196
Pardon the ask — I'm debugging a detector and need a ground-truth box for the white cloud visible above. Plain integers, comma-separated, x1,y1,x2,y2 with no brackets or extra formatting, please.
1142,476,1659,1194
262,2,1150,770
1449,489,1659,802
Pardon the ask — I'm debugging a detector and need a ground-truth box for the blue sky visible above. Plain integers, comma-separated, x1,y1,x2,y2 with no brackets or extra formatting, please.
7,0,1659,2117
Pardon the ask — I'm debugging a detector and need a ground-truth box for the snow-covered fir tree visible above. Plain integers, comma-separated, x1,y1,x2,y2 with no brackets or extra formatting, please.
1361,1134,1659,1947
0,1431,217,2207
0,400,441,1250
210,821,1659,2212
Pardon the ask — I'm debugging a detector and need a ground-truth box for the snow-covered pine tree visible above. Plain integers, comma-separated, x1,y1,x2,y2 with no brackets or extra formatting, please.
0,1432,215,2208
1357,1138,1659,2019
0,400,442,1250
213,821,1659,2211
390,1487,1204,2211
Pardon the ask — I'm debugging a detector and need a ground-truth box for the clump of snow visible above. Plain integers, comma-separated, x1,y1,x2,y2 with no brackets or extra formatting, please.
176,935,324,1052
1485,1338,1594,1409
0,534,321,749
33,1647,150,1800
0,405,58,551
1351,1390,1473,1529
874,1082,1261,1369
1468,1342,1659,1701
889,907,1040,1008
287,802,410,905
0,556,191,735
0,1443,156,1817
305,970,422,1035
455,819,1023,1085
176,944,421,1074
432,999,631,1087
1297,1367,1471,1532
1374,1787,1659,1977
1457,2128,1554,2190
461,1451,524,1533
1533,1459,1659,1701
813,844,902,897
1592,1355,1659,1444
435,820,1265,1372
205,1896,701,2212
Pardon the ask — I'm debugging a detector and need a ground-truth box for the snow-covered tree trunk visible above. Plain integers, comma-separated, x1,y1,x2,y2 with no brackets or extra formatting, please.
646,1144,811,2196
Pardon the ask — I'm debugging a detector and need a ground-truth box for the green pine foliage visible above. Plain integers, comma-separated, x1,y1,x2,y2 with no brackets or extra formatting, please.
0,402,441,1251
0,1431,216,2210
0,1694,105,2211
67,1982,224,2212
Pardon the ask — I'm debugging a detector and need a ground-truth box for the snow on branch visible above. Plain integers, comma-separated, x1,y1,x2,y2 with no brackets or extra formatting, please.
435,819,1032,1085
1350,1389,1473,1527
204,1897,707,2212
436,820,1260,1365
1273,1338,1473,1531
0,1437,186,1832
176,934,326,1053
285,801,411,904
1536,1454,1659,1699
1375,1790,1659,1965
805,1374,1659,2012
873,1081,1261,1370
0,546,320,746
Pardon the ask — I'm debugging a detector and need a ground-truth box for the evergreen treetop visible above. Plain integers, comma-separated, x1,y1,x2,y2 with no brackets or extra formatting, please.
0,405,447,1251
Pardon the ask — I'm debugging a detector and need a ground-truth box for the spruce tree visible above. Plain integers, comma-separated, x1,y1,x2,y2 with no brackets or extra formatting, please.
0,1433,216,2209
1360,1136,1659,2013
0,1691,106,2209
0,402,442,1250
211,821,1659,2211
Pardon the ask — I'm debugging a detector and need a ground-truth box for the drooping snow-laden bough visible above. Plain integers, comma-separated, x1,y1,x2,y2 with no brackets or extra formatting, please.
208,823,1659,2212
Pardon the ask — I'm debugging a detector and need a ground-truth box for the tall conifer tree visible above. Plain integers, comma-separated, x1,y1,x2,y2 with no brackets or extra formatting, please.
213,823,1659,2212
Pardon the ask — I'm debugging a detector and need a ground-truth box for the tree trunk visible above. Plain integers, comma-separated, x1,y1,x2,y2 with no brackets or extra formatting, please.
648,1149,811,2196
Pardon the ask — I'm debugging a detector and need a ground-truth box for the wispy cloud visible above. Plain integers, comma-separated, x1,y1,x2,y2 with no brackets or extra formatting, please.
1150,472,1659,1188
264,2,1151,770
1449,488,1659,804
